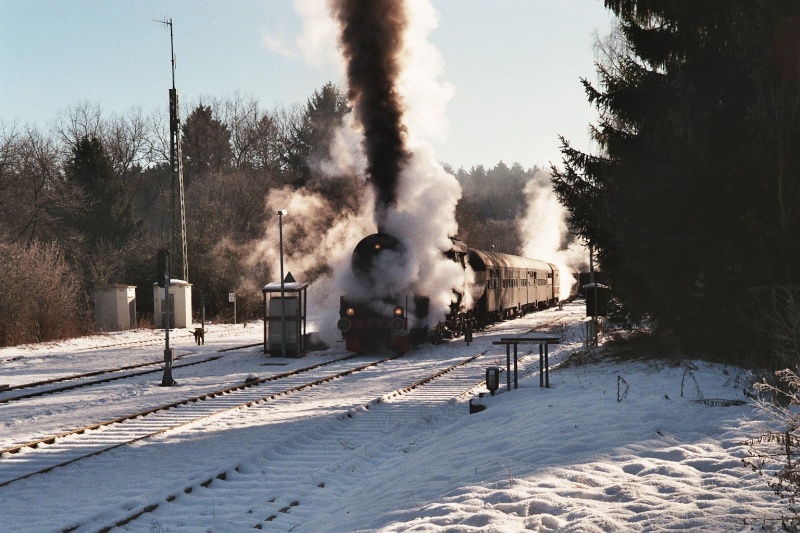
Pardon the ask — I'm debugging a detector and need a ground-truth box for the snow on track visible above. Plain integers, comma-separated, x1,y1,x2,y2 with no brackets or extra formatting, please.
93,350,501,532
0,339,516,531
5,304,775,532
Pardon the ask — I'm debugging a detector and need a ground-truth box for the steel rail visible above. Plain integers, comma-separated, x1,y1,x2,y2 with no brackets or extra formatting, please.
0,353,377,487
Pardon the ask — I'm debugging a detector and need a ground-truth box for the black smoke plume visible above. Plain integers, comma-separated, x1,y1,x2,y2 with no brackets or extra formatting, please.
330,0,410,229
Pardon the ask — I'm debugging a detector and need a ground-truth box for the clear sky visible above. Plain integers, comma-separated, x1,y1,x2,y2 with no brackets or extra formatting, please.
0,0,615,171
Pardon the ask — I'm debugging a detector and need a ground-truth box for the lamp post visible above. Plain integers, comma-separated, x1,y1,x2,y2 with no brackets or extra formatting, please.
278,209,287,358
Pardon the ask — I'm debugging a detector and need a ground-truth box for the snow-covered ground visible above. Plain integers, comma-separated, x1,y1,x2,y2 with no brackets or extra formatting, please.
0,302,787,532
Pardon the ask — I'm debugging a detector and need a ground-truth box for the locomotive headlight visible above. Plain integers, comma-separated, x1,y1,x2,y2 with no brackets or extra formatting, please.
374,243,382,251
345,307,355,317
393,306,404,317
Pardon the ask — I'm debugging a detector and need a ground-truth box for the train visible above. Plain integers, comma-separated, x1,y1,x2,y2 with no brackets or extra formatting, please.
336,232,579,354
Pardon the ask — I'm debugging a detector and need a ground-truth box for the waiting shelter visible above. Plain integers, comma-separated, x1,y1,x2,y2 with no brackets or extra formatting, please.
262,272,308,357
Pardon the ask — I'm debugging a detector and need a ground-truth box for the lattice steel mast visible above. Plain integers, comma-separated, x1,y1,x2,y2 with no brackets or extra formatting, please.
154,18,188,281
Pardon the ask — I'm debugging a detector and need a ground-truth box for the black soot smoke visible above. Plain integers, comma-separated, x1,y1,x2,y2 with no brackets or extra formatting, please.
330,0,410,230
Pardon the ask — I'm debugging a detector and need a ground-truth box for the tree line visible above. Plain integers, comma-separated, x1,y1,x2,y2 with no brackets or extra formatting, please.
0,81,543,347
553,1,800,367
0,83,352,345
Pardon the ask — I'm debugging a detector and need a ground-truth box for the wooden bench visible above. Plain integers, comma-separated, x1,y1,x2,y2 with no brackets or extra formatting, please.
492,336,561,390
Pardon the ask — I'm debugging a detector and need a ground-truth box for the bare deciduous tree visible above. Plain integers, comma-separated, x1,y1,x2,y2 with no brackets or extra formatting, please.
0,241,81,346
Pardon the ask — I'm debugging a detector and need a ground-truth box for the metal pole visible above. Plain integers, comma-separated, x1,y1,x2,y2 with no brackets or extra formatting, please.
263,291,268,355
589,242,598,346
279,210,287,358
506,344,511,391
545,343,550,388
158,17,187,282
162,273,174,386
302,286,307,355
539,343,544,388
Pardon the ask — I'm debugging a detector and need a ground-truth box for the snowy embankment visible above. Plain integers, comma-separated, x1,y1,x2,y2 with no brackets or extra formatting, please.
0,302,788,532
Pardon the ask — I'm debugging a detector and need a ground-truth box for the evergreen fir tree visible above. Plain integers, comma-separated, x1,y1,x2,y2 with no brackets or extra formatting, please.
65,136,138,248
553,1,800,357
284,82,349,186
181,104,233,188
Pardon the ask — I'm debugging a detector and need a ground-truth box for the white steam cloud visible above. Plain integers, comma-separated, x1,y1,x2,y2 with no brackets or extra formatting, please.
375,0,461,326
324,0,463,329
244,0,463,343
518,169,588,300
293,0,343,69
242,186,374,342
397,0,454,143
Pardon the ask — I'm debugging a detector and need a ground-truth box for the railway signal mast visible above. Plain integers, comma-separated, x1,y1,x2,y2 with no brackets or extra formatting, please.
153,17,188,282
153,17,186,387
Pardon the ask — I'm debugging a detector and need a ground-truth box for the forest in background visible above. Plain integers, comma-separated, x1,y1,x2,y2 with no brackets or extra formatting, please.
0,82,545,347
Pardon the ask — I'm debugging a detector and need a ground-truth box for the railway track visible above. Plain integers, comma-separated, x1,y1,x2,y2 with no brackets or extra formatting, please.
0,333,175,365
0,352,207,402
0,324,250,365
0,352,372,487
0,305,586,532
0,346,538,533
84,348,522,533
0,343,262,404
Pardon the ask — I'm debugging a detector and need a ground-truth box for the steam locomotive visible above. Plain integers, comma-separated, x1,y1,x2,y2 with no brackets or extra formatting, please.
336,232,579,354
